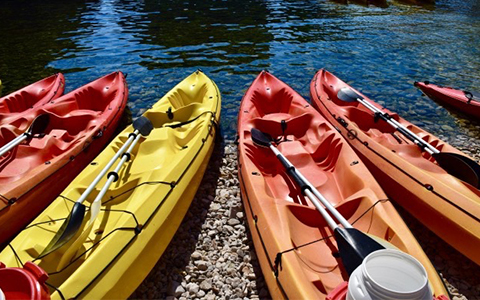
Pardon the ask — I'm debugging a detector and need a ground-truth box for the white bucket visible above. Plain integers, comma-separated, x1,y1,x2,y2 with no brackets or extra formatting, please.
347,249,432,300
0,288,4,300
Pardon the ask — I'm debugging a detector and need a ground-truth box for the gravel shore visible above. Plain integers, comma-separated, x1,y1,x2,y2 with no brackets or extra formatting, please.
130,139,480,300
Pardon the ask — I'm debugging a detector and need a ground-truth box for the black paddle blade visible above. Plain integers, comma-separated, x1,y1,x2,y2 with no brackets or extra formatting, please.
38,202,86,259
133,116,154,136
251,128,272,148
433,152,480,188
334,227,385,275
337,87,362,103
28,114,50,136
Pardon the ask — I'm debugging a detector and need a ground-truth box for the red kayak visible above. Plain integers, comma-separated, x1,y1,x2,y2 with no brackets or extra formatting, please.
0,72,127,247
414,81,480,118
0,74,65,121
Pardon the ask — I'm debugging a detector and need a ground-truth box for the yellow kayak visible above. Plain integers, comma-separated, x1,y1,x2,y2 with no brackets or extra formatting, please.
0,70,221,299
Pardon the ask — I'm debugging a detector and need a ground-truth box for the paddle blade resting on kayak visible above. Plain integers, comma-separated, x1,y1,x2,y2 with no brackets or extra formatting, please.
238,70,448,299
310,68,480,266
0,70,220,300
337,86,480,187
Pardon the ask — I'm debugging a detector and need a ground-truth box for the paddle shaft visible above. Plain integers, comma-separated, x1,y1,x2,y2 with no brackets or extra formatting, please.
269,144,353,229
356,97,438,155
89,133,142,222
76,129,139,205
0,134,28,157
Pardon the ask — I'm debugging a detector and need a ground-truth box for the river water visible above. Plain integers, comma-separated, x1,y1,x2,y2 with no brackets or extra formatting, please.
1,0,479,140
2,0,480,299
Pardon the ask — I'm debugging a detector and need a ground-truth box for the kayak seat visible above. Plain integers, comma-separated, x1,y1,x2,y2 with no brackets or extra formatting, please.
47,113,97,137
309,132,342,171
344,107,396,134
0,91,45,114
250,113,314,140
250,88,295,117
145,102,207,129
165,82,210,109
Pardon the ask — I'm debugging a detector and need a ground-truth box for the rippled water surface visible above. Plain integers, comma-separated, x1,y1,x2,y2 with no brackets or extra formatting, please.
1,0,480,140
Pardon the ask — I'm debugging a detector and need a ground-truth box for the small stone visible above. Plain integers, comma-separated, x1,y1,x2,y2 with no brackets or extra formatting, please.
200,280,212,291
191,251,202,260
175,285,185,297
228,218,241,226
187,282,200,294
197,290,205,297
195,260,209,271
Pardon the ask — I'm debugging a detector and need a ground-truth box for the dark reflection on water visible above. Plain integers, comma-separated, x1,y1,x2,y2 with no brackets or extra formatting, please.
1,0,479,140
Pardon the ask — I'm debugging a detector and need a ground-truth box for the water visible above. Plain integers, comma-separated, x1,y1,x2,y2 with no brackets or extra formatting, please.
1,0,480,141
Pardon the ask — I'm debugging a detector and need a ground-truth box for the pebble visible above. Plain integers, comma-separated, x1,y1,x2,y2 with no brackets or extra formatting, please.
129,143,268,300
130,142,480,300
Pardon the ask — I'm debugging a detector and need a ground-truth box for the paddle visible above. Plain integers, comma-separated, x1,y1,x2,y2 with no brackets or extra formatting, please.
38,116,153,259
251,128,384,275
0,114,50,157
337,87,480,188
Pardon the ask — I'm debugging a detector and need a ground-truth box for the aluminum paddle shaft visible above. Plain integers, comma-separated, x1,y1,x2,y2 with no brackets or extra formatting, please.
76,129,139,205
355,96,438,155
269,144,353,230
89,133,141,222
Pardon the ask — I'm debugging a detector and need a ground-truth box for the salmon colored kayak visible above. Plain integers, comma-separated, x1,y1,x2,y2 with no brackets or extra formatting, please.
0,74,65,121
0,70,220,299
414,81,480,118
238,71,448,299
311,69,480,266
0,72,127,246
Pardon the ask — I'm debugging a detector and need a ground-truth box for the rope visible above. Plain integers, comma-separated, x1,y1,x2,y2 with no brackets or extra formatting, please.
273,199,390,276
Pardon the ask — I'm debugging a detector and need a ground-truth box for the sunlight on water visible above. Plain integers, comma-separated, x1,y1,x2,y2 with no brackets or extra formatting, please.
1,0,479,140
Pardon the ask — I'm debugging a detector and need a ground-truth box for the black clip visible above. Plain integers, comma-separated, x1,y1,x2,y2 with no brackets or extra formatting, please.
167,107,174,119
274,253,283,277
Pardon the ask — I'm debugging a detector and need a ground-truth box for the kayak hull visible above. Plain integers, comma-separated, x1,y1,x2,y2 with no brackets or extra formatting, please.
238,71,448,299
311,69,480,266
0,70,221,299
0,72,127,247
414,81,480,118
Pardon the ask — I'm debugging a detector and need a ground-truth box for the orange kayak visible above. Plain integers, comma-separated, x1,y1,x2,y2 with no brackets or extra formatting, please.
238,71,448,299
414,81,480,118
311,69,480,266
0,72,127,246
0,74,65,121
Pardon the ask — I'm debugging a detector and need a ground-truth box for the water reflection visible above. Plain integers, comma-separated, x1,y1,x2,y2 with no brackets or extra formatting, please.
0,0,479,141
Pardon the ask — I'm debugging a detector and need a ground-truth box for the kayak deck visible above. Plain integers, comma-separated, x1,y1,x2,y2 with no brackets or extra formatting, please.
415,81,480,118
238,71,447,299
0,70,220,299
0,72,127,247
311,68,480,267
0,74,64,119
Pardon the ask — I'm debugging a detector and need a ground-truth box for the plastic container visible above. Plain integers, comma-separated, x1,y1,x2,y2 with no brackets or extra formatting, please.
0,261,50,300
347,249,432,300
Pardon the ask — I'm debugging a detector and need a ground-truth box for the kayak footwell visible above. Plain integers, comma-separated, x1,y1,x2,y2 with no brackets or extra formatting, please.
238,71,448,299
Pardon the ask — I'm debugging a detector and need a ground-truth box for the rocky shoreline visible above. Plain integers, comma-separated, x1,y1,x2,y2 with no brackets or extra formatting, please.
130,140,480,300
